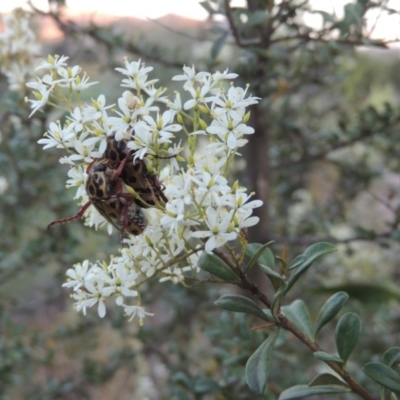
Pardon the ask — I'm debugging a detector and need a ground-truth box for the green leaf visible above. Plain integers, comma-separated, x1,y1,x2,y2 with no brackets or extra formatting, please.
314,10,336,24
259,263,282,280
262,309,274,321
289,243,336,270
284,243,337,295
171,371,192,389
245,242,275,273
198,252,239,282
211,32,228,60
289,255,307,270
245,330,280,394
215,294,273,322
271,284,287,319
247,10,269,27
246,243,283,290
282,300,313,340
259,263,284,291
278,384,351,399
208,26,226,35
314,292,349,339
193,377,219,393
309,373,348,387
311,282,400,304
199,1,215,15
335,312,361,364
363,362,400,393
383,348,400,368
275,255,287,272
313,351,344,363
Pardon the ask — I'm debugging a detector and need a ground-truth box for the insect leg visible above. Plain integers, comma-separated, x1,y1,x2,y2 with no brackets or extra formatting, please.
47,201,92,230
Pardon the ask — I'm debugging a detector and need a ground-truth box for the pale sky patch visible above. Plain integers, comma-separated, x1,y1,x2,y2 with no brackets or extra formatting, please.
1,0,399,41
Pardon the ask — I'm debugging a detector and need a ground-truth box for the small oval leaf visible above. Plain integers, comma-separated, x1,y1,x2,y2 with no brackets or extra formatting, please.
259,263,284,291
198,252,239,282
289,242,336,271
284,243,337,296
303,242,337,259
335,312,361,364
215,294,273,322
259,264,283,280
278,384,351,399
309,373,348,387
211,32,228,60
314,292,349,339
313,351,344,363
383,348,400,368
246,330,280,394
289,255,307,270
363,362,400,392
193,377,219,393
245,242,275,273
311,282,400,303
199,1,215,15
282,300,313,340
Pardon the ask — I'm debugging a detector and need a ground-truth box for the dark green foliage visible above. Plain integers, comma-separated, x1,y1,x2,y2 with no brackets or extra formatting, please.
335,312,361,364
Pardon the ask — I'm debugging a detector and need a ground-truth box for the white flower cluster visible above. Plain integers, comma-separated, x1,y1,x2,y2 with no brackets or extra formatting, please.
28,57,262,322
0,8,41,91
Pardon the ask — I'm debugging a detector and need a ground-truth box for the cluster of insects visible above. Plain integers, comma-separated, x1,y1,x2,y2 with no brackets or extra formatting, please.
48,132,168,241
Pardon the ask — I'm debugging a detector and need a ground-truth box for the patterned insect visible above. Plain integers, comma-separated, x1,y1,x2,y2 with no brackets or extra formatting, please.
103,133,169,208
48,158,147,239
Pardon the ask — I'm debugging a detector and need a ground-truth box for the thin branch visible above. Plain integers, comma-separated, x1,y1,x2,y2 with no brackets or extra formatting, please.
28,2,184,69
224,0,245,48
235,270,375,400
266,229,397,246
271,120,400,171
277,314,375,400
145,16,205,42
270,32,391,47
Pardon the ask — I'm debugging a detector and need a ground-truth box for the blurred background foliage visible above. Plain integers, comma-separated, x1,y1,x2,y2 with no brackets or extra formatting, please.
1,0,400,398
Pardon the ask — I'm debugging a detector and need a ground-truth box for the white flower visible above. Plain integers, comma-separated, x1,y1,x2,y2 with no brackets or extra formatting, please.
62,260,91,290
191,207,237,252
38,121,75,149
212,69,238,82
0,9,42,91
35,54,69,73
127,121,153,159
71,73,98,92
116,59,156,90
105,261,139,300
160,200,197,234
143,85,168,105
68,136,102,163
233,208,260,231
57,65,81,86
210,85,259,120
183,75,213,110
66,166,87,199
26,80,54,117
123,304,154,323
172,65,211,90
207,114,254,149
142,110,182,141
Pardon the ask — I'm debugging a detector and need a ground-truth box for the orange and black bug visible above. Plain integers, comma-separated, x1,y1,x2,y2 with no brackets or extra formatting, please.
48,159,147,239
103,133,169,207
